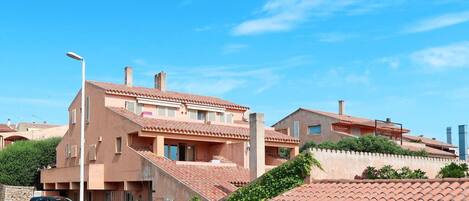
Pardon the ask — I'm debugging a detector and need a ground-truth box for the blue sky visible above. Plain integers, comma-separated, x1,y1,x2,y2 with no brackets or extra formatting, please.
1,0,469,143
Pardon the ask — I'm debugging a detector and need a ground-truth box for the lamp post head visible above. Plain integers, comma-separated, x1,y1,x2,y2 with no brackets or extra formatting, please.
66,52,83,61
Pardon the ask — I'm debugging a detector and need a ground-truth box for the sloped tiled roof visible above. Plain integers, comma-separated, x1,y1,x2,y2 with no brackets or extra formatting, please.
275,108,409,133
89,81,249,110
134,148,250,201
273,179,469,201
15,122,60,132
403,134,456,148
402,143,457,158
0,124,15,132
108,107,299,144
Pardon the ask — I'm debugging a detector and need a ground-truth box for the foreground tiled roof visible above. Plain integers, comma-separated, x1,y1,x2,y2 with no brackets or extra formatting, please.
403,134,456,148
134,148,250,201
273,179,469,201
89,81,249,110
0,124,15,132
109,107,299,144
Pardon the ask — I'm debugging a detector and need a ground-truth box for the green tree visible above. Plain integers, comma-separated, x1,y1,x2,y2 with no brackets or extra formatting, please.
437,163,469,178
0,138,61,187
226,152,322,201
300,135,427,157
361,165,427,179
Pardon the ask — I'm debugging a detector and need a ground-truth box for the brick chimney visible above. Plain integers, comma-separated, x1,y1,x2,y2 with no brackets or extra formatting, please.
124,66,133,87
155,71,166,91
249,113,265,180
338,100,345,115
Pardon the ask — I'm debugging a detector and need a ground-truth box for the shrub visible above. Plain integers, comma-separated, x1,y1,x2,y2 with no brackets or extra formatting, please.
300,135,427,157
361,165,427,179
0,138,61,187
226,152,321,201
437,162,469,178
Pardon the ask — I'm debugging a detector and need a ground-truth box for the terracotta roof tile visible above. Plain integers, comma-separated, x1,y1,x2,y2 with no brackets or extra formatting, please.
0,124,15,132
108,107,299,144
89,81,249,110
401,143,456,157
134,148,250,201
272,179,469,201
299,108,409,132
403,134,456,148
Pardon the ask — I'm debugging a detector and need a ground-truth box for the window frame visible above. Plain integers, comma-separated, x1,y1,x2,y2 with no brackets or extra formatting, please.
115,137,122,154
70,109,77,125
308,124,321,135
293,121,300,138
85,96,90,123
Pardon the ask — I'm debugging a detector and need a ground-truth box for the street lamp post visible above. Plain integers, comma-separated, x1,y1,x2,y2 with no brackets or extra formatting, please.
66,52,85,201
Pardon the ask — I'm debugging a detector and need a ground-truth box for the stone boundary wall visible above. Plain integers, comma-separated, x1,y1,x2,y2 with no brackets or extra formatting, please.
0,184,34,201
309,148,468,180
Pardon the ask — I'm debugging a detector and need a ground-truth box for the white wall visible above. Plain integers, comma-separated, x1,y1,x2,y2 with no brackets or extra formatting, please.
308,148,467,180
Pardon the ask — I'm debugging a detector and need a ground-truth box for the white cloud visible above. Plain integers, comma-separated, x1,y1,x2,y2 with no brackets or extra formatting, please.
377,57,400,69
410,41,469,70
403,10,469,33
314,67,371,87
194,25,212,32
316,32,358,43
221,43,248,54
232,0,398,36
143,56,311,95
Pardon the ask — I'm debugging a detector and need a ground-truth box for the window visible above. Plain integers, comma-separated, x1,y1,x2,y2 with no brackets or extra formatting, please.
188,109,197,120
293,121,300,138
219,112,225,123
167,107,176,117
65,144,71,158
70,109,77,125
85,96,90,123
136,103,143,115
125,101,143,115
189,109,207,121
164,144,195,161
226,113,233,123
115,137,122,154
164,144,178,160
308,125,321,135
197,111,206,121
125,101,136,113
125,192,134,201
207,112,216,122
157,106,177,117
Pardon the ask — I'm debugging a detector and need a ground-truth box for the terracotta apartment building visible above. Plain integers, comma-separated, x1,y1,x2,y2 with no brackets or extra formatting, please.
40,67,299,201
273,101,457,159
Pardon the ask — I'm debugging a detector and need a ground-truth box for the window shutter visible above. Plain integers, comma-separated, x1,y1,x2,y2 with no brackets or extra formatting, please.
85,96,90,123
293,121,300,138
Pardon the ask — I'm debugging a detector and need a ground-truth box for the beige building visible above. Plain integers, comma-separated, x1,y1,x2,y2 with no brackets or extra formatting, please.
41,67,299,201
273,101,456,158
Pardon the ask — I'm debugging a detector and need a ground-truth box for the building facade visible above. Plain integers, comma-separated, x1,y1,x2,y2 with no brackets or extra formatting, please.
273,101,456,158
41,67,299,201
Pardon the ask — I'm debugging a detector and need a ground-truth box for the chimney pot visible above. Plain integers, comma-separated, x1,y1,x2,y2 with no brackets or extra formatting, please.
155,71,167,91
125,66,133,87
447,127,452,145
338,100,345,115
386,118,392,123
459,125,468,160
6,118,11,127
